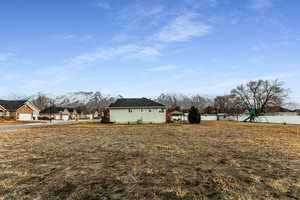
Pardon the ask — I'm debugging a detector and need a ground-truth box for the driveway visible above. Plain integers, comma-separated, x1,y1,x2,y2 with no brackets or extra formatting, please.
0,120,99,131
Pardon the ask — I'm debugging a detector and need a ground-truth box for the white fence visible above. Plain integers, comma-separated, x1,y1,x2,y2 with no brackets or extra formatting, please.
201,115,218,121
232,115,300,125
201,114,300,125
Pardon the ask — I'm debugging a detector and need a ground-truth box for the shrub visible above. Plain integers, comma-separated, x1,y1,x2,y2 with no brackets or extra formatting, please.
101,115,110,123
188,106,201,124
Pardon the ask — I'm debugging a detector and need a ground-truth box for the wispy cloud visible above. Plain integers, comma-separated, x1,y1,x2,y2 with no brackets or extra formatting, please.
155,13,212,43
0,53,11,62
250,0,273,10
112,2,167,42
34,66,66,76
251,42,268,51
147,65,178,72
53,34,94,42
0,74,16,81
183,0,218,8
96,1,111,10
23,75,69,89
260,72,294,80
23,79,48,89
69,44,163,65
183,72,293,94
117,2,165,21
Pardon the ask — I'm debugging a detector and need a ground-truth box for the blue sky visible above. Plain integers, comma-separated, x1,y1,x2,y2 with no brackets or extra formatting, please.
0,0,300,102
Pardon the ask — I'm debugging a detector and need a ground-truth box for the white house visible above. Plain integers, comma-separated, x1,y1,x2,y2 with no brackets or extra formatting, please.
168,110,188,122
109,98,166,123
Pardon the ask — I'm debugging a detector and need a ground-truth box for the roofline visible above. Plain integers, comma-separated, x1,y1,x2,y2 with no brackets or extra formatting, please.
0,100,29,111
16,104,34,112
25,101,40,112
0,105,7,111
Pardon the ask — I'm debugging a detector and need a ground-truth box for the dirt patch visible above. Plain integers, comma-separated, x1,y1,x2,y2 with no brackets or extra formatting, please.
0,122,300,199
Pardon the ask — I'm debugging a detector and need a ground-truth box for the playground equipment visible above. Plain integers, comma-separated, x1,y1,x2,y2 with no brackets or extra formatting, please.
243,109,259,122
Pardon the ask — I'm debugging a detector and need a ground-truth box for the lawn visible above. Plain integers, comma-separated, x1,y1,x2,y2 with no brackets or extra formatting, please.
0,120,42,126
0,121,300,199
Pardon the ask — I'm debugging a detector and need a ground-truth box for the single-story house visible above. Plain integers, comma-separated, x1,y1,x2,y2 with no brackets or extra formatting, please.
87,110,100,120
264,106,298,116
0,100,40,121
40,107,77,121
78,111,94,120
168,110,188,122
109,98,166,123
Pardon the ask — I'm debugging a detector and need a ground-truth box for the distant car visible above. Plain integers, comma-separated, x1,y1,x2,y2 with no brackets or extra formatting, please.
38,116,53,120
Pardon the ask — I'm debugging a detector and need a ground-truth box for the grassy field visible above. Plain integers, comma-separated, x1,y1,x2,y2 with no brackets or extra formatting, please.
0,121,300,199
0,120,42,125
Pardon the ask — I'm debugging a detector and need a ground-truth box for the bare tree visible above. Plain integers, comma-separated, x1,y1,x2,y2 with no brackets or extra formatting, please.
214,95,232,113
156,93,211,110
214,95,244,119
75,104,90,113
230,79,289,113
32,93,50,110
191,95,209,112
86,92,118,110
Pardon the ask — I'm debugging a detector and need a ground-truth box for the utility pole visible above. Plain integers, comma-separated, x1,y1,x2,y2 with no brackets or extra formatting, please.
50,100,55,123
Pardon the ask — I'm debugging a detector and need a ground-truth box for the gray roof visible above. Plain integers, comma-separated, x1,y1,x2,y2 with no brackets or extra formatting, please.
0,100,27,111
109,98,165,108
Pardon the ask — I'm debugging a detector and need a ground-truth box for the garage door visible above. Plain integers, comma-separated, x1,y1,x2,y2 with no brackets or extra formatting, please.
19,114,32,121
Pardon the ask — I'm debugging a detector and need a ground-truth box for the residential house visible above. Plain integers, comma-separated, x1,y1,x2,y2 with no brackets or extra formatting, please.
78,111,93,120
109,98,166,123
168,110,188,122
86,110,100,120
93,110,100,119
40,107,77,121
264,106,298,116
0,100,40,121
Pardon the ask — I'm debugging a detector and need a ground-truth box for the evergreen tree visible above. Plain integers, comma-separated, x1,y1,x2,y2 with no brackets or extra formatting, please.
188,106,201,124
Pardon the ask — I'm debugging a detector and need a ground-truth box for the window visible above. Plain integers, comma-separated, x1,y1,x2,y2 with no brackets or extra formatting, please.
129,109,132,113
141,108,143,112
159,108,165,113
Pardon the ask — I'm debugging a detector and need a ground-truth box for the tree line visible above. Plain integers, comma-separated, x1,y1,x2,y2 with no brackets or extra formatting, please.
31,79,289,115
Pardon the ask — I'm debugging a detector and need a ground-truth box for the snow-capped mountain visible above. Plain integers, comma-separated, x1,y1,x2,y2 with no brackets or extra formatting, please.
29,91,122,110
54,92,96,106
54,91,121,109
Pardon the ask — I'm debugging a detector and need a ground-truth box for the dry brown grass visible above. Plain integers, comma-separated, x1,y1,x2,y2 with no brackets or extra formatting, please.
0,121,300,199
0,120,42,125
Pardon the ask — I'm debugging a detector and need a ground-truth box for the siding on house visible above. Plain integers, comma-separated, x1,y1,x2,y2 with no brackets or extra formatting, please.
0,106,8,117
110,108,166,123
26,102,40,120
109,98,166,123
15,105,34,120
0,100,38,120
